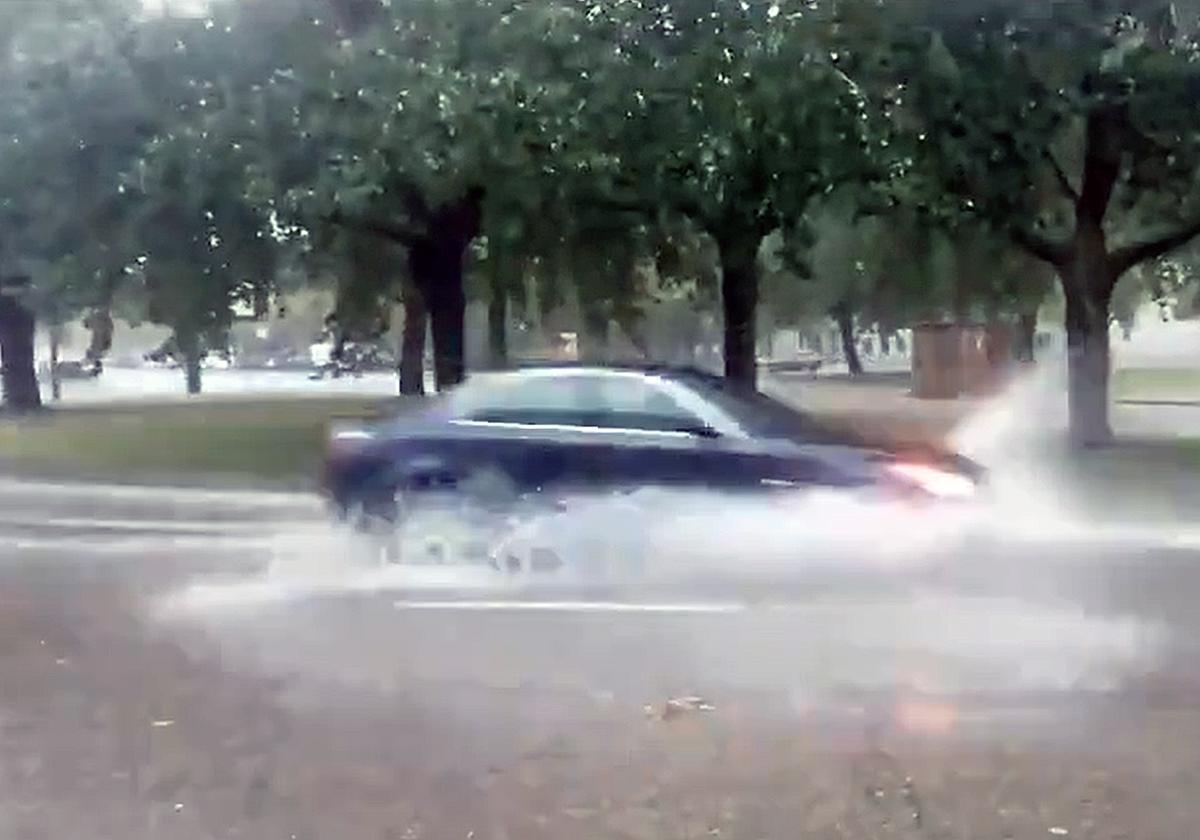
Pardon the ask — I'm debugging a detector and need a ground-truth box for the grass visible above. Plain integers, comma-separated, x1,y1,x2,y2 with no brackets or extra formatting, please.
0,387,1196,504
0,397,400,486
1113,367,1200,401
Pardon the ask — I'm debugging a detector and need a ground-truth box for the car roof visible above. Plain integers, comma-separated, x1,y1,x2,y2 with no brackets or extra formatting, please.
468,362,718,382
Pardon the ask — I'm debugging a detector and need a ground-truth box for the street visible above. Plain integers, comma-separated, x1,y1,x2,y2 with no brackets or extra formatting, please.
7,0,1200,835
1,479,1199,839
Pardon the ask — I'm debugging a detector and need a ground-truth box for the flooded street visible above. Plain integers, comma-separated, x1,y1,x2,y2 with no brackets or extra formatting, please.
1,479,1199,839
8,0,1200,834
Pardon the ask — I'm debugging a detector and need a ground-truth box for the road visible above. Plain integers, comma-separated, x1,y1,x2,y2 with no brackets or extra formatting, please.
1,479,1199,839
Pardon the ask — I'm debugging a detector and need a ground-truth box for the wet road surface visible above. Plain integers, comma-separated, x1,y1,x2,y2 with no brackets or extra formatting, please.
1,479,1199,839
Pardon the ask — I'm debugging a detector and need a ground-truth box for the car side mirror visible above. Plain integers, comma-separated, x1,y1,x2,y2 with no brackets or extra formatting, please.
680,423,720,439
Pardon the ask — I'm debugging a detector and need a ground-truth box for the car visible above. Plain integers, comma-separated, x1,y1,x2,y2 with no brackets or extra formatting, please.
322,365,983,566
761,352,825,374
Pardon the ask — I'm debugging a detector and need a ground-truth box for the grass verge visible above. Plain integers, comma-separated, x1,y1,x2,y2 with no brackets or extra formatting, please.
0,397,399,487
1114,367,1200,402
0,394,1195,514
0,393,957,487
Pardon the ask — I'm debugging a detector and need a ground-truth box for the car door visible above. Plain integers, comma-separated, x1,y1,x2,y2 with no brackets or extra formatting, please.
571,375,735,489
648,376,847,491
442,373,642,495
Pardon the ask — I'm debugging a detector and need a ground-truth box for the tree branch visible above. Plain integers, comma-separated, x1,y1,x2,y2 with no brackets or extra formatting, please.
1047,151,1079,202
669,194,710,227
1009,226,1071,267
1076,103,1124,225
587,194,651,215
325,210,423,246
1110,214,1200,277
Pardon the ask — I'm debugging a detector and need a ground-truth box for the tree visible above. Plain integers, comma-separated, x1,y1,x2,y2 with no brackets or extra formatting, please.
0,275,40,410
0,0,305,401
799,197,888,375
870,0,1200,444
763,199,947,374
125,4,294,393
553,0,880,389
1110,269,1145,340
271,0,577,390
130,124,276,393
0,0,148,409
1141,247,1200,319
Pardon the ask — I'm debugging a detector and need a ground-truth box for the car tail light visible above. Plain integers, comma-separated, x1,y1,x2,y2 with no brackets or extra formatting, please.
327,422,375,454
886,462,977,500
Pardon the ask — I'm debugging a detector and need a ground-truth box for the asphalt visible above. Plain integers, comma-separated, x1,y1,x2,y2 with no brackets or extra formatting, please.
1,479,1199,839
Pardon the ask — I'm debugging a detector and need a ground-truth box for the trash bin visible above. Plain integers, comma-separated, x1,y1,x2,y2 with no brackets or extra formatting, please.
913,322,1014,399
912,322,962,399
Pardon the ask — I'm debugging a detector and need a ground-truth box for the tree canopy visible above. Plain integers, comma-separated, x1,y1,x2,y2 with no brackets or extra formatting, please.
2,0,1200,445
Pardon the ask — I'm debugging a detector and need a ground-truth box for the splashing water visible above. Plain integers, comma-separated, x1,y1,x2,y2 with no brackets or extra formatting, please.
157,357,1198,618
950,358,1200,549
951,359,1073,526
147,365,1188,711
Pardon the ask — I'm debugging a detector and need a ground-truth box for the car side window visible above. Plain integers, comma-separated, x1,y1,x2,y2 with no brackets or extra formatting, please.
463,375,706,433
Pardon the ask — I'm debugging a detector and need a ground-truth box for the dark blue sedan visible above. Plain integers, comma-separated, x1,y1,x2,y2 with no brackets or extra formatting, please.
323,366,981,544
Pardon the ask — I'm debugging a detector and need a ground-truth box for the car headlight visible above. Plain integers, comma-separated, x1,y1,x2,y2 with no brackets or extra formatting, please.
886,463,977,500
327,422,375,454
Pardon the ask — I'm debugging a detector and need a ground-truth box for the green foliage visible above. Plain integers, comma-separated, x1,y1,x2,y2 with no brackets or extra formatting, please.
864,0,1200,253
119,3,305,357
17,0,1200,406
0,0,146,320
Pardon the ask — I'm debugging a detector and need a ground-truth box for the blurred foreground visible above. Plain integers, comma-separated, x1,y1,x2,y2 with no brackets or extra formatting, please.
2,464,1200,839
1,365,1199,838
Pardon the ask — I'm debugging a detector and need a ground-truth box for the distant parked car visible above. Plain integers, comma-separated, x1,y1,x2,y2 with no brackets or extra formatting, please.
44,359,102,380
762,352,825,374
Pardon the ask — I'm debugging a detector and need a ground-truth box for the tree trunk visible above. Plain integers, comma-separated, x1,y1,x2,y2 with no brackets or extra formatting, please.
579,304,608,363
487,282,508,369
0,295,42,411
49,323,63,401
1015,312,1037,363
834,305,863,376
84,307,114,365
1061,252,1114,447
407,194,480,391
398,286,426,396
719,244,759,389
177,331,203,395
427,281,466,390
1054,101,1123,447
185,355,202,395
252,281,271,320
331,327,347,364
952,272,971,325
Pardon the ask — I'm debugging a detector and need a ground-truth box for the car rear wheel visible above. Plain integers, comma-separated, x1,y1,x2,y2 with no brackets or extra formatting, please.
486,491,651,583
376,467,521,567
